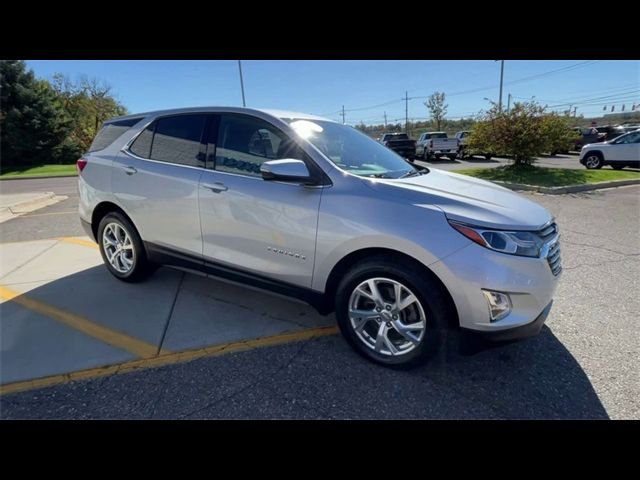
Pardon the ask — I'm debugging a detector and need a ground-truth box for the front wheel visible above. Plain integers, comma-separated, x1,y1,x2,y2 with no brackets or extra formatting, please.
584,152,603,169
98,212,156,282
335,258,449,368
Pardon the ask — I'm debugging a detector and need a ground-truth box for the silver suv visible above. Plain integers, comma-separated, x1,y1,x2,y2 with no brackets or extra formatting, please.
78,107,561,367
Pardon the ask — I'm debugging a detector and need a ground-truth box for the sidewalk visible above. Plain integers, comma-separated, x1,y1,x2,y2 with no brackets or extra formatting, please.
0,192,67,223
0,236,334,392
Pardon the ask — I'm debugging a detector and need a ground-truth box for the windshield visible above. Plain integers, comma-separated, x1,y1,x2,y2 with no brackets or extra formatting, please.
287,119,418,179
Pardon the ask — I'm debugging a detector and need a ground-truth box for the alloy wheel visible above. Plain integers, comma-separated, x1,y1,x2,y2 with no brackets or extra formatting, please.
585,155,601,168
348,277,427,356
102,222,135,274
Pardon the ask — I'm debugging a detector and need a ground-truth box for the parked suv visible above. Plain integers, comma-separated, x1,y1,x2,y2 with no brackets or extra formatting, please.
79,107,561,367
580,129,640,170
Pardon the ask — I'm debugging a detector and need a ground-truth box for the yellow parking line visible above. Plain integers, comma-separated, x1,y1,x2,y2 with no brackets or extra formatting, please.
0,325,339,395
58,237,98,249
0,285,164,359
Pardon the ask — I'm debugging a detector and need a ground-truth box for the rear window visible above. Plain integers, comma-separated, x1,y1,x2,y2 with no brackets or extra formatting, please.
430,133,447,139
89,117,143,152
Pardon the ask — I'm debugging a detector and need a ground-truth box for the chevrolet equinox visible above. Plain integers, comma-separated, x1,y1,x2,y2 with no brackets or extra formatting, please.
78,107,561,367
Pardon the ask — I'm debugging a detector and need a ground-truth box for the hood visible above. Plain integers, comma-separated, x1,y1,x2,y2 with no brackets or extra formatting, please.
363,169,553,230
582,141,609,149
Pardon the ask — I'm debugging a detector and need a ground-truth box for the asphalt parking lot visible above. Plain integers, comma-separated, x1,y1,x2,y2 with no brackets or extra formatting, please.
0,176,638,419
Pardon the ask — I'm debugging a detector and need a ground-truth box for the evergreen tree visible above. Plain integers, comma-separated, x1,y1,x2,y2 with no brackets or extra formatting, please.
1,60,71,166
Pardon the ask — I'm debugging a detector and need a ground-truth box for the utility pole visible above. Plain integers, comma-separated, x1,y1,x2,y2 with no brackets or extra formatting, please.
507,93,512,113
384,111,388,128
237,60,246,107
341,105,345,125
404,91,409,134
568,104,573,117
573,106,577,117
498,60,505,113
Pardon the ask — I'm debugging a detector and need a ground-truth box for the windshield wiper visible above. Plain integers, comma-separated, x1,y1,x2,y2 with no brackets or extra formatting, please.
399,168,429,178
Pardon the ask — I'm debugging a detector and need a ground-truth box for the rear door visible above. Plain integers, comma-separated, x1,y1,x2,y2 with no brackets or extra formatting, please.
112,113,207,257
198,113,323,288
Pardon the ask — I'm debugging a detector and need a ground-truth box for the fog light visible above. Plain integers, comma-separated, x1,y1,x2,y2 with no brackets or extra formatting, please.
482,290,512,322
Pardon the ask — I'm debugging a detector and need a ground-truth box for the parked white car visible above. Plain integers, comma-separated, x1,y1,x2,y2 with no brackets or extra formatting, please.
579,129,640,170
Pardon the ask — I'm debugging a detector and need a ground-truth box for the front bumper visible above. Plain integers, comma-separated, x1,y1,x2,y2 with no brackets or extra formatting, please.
461,300,552,342
429,241,560,334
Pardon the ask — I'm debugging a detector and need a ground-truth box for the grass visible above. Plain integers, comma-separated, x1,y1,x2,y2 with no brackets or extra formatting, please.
0,164,77,179
456,165,640,188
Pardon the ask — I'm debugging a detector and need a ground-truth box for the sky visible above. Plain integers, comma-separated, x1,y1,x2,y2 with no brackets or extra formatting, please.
26,60,640,125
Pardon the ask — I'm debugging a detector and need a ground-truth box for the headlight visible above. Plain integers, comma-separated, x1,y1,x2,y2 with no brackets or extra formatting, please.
449,220,543,258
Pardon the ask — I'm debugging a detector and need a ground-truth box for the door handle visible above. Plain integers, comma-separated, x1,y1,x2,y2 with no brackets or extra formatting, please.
201,182,228,193
123,166,137,175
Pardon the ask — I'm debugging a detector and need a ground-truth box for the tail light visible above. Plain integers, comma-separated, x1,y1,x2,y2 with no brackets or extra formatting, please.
77,158,88,173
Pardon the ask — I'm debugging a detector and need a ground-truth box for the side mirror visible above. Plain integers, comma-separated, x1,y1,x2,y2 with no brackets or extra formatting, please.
260,159,314,184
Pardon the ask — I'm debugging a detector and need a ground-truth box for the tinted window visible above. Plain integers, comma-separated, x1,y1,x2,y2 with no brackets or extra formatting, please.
150,114,206,167
89,117,143,152
215,115,300,177
129,124,154,158
614,131,640,144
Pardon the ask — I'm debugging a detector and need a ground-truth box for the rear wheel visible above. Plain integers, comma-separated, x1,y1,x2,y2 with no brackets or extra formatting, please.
335,257,449,368
447,155,457,161
98,212,156,282
584,152,604,169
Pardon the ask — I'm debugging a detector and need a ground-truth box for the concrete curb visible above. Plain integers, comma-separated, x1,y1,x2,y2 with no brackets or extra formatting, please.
0,174,77,181
0,193,68,223
495,178,640,195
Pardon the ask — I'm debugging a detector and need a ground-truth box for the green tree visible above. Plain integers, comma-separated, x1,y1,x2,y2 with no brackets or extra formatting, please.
425,92,448,131
468,101,547,167
1,60,71,167
52,74,128,159
540,113,580,155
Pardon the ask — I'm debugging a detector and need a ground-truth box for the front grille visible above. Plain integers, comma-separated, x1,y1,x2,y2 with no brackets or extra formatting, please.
547,240,562,276
538,222,561,276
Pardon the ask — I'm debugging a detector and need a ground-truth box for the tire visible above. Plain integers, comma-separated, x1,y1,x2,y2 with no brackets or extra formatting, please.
583,152,604,169
611,164,625,170
484,154,493,161
435,154,442,160
423,149,429,161
97,211,156,282
447,155,457,161
334,256,450,368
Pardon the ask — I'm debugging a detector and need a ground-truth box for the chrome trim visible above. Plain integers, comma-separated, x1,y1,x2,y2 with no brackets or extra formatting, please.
120,148,207,172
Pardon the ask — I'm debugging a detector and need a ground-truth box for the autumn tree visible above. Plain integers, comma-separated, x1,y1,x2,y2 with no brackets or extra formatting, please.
425,92,448,131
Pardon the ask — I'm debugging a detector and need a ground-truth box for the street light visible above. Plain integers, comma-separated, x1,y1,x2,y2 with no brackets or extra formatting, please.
238,60,246,107
497,60,505,113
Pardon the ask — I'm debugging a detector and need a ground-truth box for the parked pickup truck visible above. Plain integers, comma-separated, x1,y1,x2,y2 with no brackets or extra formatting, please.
416,132,459,161
455,131,493,160
378,133,416,160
